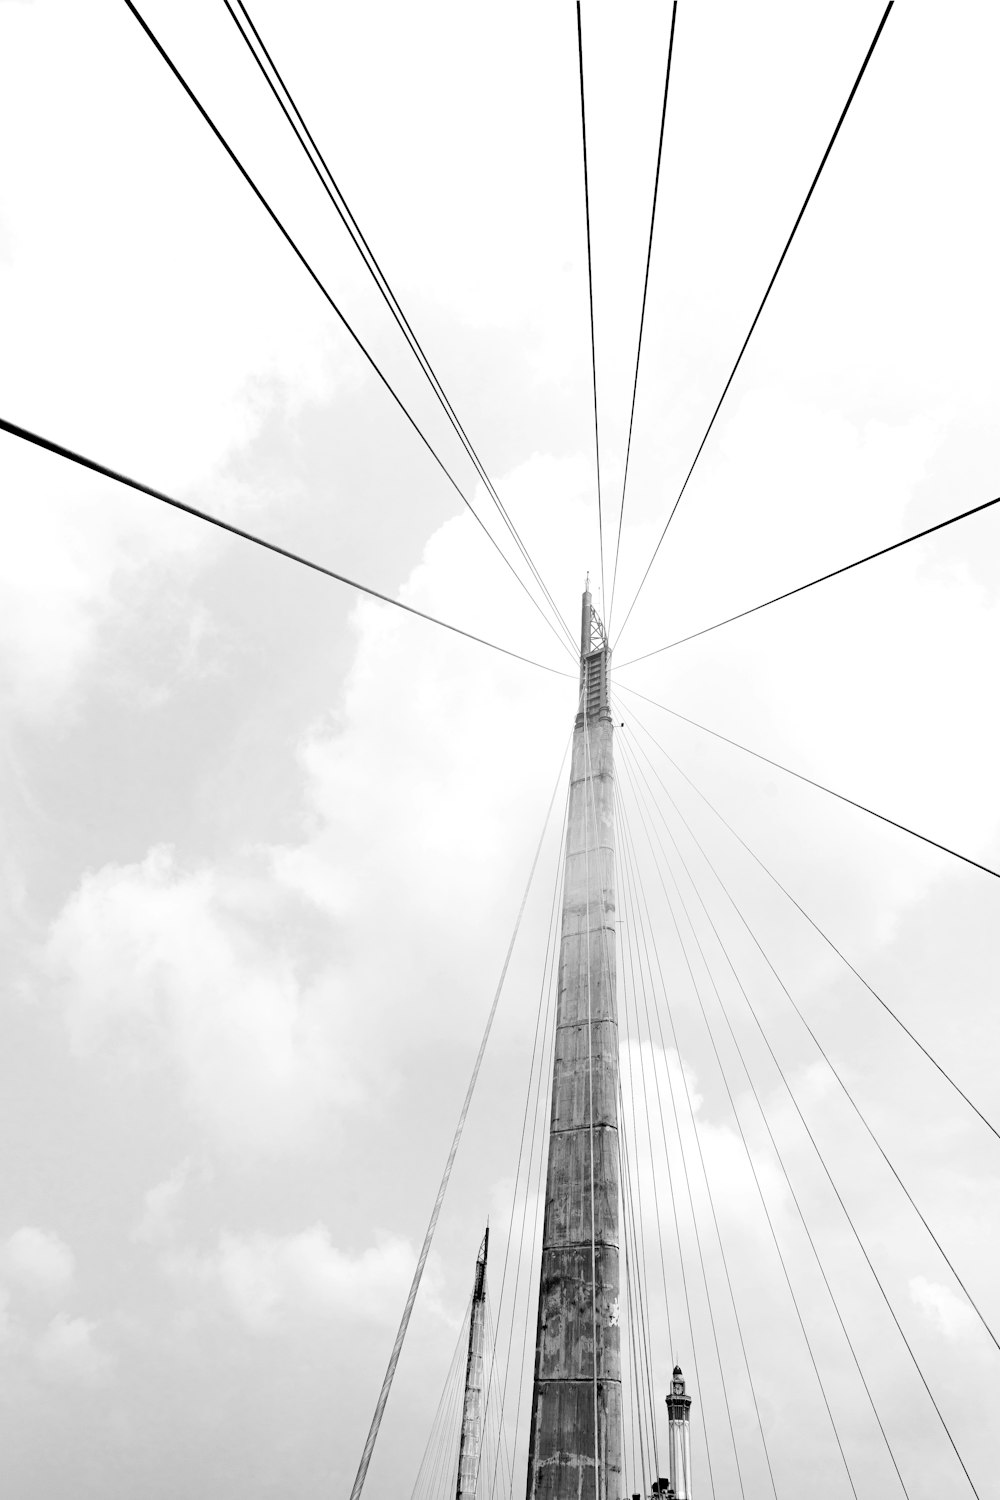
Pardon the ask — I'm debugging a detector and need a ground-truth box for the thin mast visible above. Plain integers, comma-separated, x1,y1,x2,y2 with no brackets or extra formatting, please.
455,1228,489,1500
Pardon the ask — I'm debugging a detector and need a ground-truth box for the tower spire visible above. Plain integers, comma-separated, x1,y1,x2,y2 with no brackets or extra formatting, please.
525,588,621,1500
455,1228,489,1500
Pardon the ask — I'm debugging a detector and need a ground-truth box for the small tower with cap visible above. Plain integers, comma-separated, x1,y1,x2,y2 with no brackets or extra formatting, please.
665,1366,692,1498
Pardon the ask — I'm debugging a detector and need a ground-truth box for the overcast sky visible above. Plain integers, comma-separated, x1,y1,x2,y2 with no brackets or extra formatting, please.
2,1,999,1497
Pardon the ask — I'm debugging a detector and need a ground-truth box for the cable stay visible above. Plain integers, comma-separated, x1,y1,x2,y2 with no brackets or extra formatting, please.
620,832,741,1500
613,846,719,1498
575,1,607,611
409,1298,471,1500
616,882,667,1497
619,1077,661,1491
0,416,574,679
614,762,736,1500
614,2,894,648
614,779,781,1500
619,1150,655,1497
617,970,669,1488
620,927,678,1369
495,1062,553,1500
607,1,679,634
476,789,567,1500
615,720,985,1496
616,681,1000,881
345,741,570,1500
411,1275,511,1500
616,733,912,1497
123,0,577,664
219,0,577,658
616,490,1000,667
617,779,795,1500
484,1294,515,1496
621,713,1000,1359
482,990,558,1500
585,711,708,1499
603,795,667,1496
622,706,1000,1144
618,799,722,1488
619,948,677,1374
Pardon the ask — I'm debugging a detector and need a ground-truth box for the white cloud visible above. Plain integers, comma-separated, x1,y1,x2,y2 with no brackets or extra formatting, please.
132,1160,193,1246
0,1227,75,1298
171,1227,426,1335
45,846,358,1154
0,1232,112,1390
619,388,1000,887
0,443,212,719
257,459,591,1065
619,1038,791,1252
0,0,341,720
33,1313,112,1386
37,457,588,1153
621,1038,704,1119
909,1275,977,1341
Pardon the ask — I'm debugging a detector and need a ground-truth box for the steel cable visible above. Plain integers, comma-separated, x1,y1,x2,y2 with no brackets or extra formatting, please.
0,416,571,680
607,1,679,632
123,0,577,664
506,982,561,1500
614,2,894,646
616,681,1000,881
615,784,721,1499
620,717,1000,1357
619,722,983,1497
614,746,781,1499
617,491,1000,668
480,768,570,1500
345,747,572,1500
618,722,909,1497
623,706,1000,1143
221,0,577,656
576,2,607,609
618,1065,662,1481
616,775,753,1500
611,781,717,1500
583,717,663,1487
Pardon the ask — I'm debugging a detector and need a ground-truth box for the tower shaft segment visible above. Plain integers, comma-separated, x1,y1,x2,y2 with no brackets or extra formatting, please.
455,1228,489,1500
526,585,622,1500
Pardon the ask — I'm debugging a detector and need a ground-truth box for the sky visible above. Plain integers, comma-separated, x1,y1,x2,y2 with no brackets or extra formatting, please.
1,0,999,1497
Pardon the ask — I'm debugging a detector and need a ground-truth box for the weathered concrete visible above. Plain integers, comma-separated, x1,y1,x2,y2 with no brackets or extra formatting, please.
455,1230,488,1500
526,592,621,1500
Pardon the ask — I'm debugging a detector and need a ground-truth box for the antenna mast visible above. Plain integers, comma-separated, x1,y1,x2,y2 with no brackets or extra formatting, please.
455,1228,489,1500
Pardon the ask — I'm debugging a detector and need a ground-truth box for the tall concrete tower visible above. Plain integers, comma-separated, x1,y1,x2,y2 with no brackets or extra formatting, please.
666,1366,693,1498
455,1228,489,1500
525,584,622,1500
